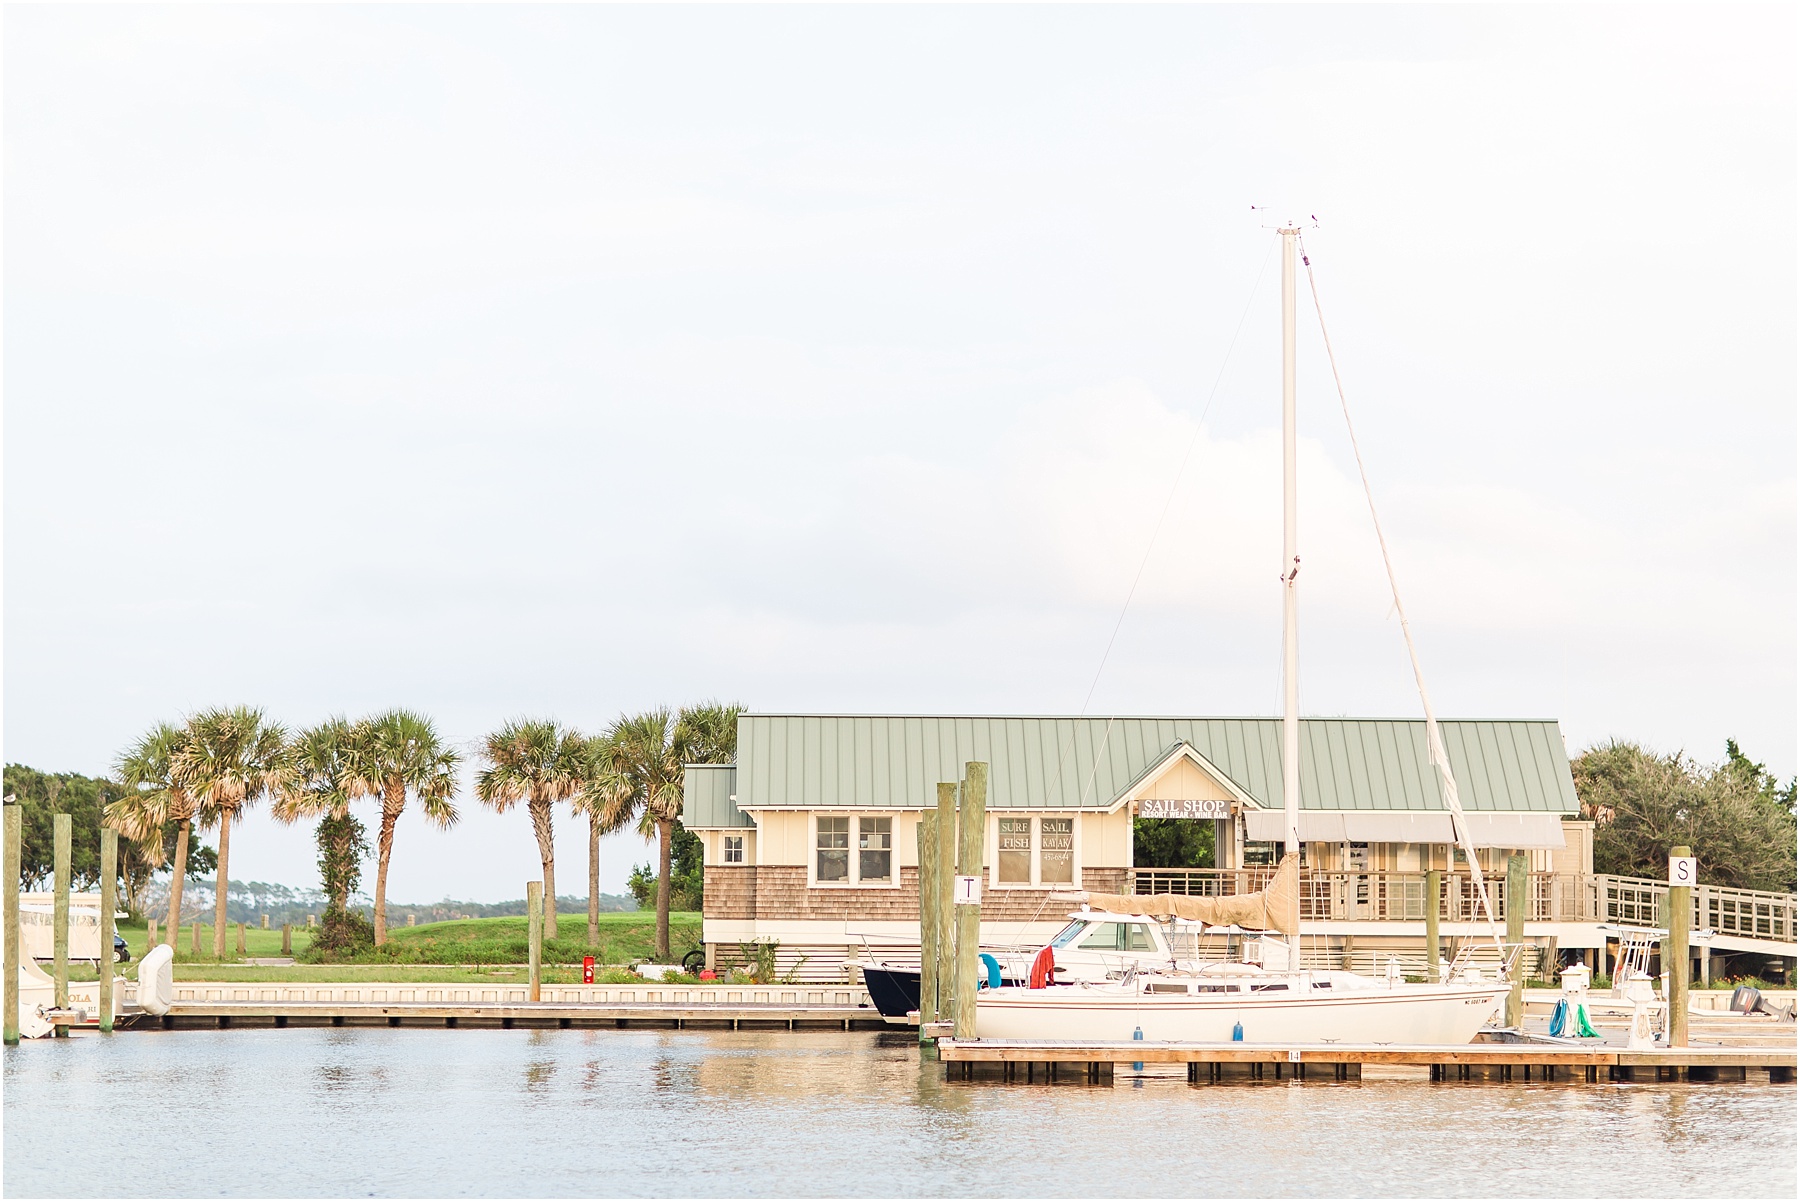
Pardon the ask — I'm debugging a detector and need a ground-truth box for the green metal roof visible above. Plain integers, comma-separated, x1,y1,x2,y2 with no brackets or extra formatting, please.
681,763,752,829
682,714,1579,825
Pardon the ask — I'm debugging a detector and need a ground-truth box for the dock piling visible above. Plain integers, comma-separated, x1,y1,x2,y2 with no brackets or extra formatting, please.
236,922,247,957
281,923,292,956
148,916,158,946
934,781,956,1023
4,801,20,1045
1505,853,1525,1028
99,829,117,1033
53,812,71,1036
952,763,987,1040
1425,868,1441,981
917,809,940,1037
527,880,543,1002
1668,844,1691,1047
191,921,201,956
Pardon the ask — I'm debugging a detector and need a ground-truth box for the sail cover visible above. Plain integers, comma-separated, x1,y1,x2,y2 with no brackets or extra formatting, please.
1080,852,1302,936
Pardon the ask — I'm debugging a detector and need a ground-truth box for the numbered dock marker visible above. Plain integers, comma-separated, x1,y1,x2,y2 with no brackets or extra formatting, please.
1669,856,1697,886
1288,1050,1301,1063
953,875,982,905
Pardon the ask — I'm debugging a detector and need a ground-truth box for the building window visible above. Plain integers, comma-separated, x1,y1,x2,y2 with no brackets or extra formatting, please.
998,818,1032,883
1243,840,1280,867
723,835,744,865
1040,817,1074,884
859,817,892,882
817,816,850,883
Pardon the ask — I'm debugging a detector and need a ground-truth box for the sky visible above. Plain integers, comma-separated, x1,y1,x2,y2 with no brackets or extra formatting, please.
5,4,1794,904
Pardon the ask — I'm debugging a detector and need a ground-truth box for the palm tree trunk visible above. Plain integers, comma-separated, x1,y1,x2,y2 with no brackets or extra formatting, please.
588,812,601,948
374,780,405,946
656,818,672,960
529,798,557,941
164,819,190,949
212,811,232,959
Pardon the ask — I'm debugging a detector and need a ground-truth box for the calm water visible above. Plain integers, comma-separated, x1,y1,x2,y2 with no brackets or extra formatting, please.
4,1029,1793,1198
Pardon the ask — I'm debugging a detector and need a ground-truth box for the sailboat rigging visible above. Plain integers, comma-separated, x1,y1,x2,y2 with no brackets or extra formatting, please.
970,224,1515,1044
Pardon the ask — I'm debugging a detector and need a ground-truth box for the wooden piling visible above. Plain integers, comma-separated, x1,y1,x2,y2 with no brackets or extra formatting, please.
261,914,270,930
236,922,247,956
527,881,544,1002
282,923,292,955
192,922,202,956
934,781,956,1023
1668,844,1691,1047
148,916,158,946
53,812,71,1036
4,802,21,1046
1505,853,1526,1028
99,829,117,1033
916,812,940,1035
953,763,988,1040
1425,868,1441,980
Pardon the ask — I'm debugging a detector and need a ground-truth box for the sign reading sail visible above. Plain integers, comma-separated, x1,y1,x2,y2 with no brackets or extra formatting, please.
1137,798,1231,819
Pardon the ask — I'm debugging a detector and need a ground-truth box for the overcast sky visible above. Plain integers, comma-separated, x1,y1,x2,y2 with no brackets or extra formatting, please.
5,5,1794,904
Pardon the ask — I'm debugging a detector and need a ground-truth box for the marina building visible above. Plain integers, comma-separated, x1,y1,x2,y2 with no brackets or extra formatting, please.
683,713,1607,980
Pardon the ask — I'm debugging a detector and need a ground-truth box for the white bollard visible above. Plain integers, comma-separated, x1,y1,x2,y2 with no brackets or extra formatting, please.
1623,974,1660,1050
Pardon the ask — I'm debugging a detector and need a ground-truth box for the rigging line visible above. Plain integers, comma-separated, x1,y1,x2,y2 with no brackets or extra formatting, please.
1039,233,1281,812
1297,235,1505,955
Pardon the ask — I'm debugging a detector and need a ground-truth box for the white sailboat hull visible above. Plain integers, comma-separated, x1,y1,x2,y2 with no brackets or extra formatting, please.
975,981,1511,1045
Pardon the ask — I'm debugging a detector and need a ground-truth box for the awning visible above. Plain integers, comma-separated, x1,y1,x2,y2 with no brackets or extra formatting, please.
1455,813,1566,849
1243,810,1565,848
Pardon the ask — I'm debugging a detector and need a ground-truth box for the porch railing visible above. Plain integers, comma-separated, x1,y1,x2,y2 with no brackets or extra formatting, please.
1125,868,1796,944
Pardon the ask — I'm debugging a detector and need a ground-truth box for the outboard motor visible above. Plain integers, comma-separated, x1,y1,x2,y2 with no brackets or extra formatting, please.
1729,984,1795,1021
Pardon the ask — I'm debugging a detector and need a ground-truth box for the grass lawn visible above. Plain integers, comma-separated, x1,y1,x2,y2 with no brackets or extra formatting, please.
78,911,700,982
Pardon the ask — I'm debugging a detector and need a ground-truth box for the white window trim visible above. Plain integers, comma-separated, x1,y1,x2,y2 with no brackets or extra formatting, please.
722,834,746,865
808,812,900,889
986,812,1082,889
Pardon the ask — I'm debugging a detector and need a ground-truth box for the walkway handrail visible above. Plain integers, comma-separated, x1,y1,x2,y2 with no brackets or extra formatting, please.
1126,868,1796,942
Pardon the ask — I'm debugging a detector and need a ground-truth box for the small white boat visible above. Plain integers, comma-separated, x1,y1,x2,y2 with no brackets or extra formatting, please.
976,971,1509,1045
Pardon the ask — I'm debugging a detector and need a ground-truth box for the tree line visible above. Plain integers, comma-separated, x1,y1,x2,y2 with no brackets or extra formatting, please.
1574,738,1796,893
95,702,739,961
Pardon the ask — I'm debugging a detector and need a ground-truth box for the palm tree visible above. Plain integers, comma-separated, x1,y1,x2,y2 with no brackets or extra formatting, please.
570,733,636,948
355,710,459,946
608,703,742,960
108,722,213,948
274,717,366,915
176,706,292,959
475,720,587,942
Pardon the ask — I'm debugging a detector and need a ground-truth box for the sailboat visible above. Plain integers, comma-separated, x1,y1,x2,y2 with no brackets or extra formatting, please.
974,226,1515,1045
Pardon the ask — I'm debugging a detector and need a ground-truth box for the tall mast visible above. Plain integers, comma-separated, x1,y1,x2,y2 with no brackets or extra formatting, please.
1280,227,1301,860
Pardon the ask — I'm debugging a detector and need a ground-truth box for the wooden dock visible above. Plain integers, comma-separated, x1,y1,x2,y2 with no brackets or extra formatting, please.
149,1000,886,1030
935,1038,1798,1085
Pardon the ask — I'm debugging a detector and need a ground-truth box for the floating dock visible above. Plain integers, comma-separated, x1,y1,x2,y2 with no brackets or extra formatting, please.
121,979,888,1031
935,1038,1797,1085
151,1000,883,1030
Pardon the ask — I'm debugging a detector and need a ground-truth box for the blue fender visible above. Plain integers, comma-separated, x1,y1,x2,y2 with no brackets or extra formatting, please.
977,953,1002,989
1548,997,1569,1038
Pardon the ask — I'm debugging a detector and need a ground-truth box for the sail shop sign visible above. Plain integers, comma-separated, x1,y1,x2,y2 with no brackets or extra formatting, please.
1137,799,1231,819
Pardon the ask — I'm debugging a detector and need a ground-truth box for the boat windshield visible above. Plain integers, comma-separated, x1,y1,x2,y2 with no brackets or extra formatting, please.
1048,919,1088,948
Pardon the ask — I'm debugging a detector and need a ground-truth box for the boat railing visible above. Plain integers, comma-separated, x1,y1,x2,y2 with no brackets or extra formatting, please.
1125,869,1797,939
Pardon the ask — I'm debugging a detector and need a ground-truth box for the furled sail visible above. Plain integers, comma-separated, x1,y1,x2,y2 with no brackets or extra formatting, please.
1078,852,1301,936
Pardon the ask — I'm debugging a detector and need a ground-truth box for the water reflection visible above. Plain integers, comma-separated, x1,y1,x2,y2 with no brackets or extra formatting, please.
4,1029,1791,1199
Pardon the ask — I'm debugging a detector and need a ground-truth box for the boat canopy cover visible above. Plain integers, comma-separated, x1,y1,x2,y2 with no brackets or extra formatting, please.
1081,852,1301,935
